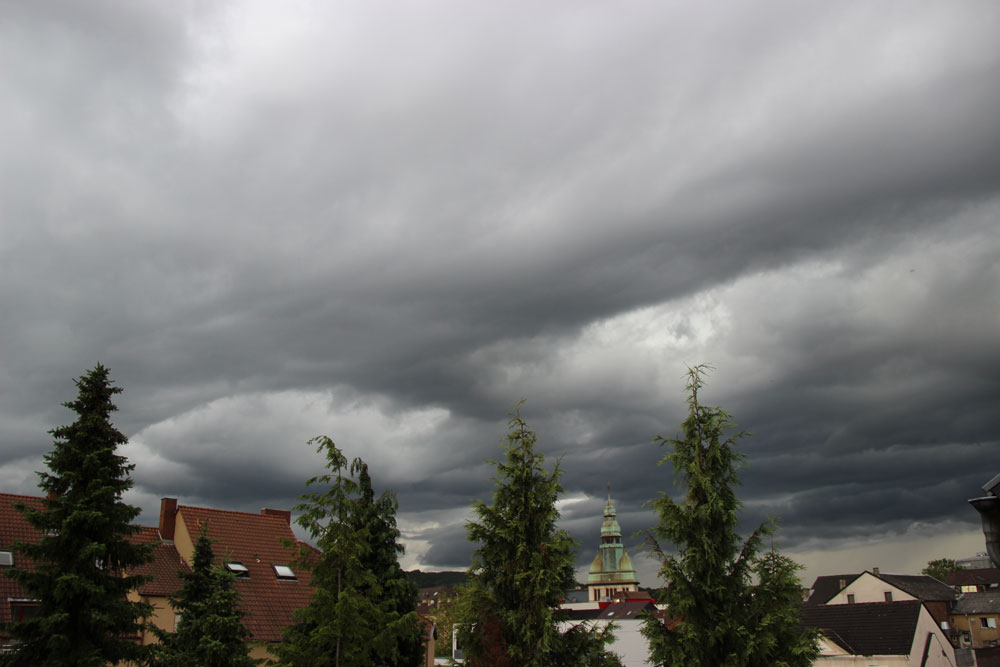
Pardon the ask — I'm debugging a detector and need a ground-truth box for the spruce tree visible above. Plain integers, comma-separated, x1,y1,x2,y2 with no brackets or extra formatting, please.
152,528,260,667
275,436,419,667
460,405,618,667
3,364,152,667
351,462,423,666
641,365,817,667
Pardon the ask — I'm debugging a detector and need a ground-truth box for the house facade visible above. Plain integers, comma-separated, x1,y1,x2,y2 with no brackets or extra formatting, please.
801,600,957,667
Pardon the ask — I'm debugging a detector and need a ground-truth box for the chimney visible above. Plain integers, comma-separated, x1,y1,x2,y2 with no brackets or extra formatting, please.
838,578,846,590
159,498,178,541
873,567,880,577
262,508,292,525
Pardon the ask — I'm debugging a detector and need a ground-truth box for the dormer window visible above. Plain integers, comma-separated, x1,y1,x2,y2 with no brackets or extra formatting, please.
225,562,250,578
273,564,297,580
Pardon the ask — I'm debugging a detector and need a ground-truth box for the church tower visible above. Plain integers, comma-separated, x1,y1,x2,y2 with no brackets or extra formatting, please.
587,490,639,601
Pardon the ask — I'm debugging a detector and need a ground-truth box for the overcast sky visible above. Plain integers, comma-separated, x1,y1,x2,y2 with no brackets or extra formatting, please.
1,1,998,585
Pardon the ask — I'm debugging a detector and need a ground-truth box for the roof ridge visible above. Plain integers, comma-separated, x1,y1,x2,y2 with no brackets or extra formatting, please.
178,504,291,520
0,492,46,502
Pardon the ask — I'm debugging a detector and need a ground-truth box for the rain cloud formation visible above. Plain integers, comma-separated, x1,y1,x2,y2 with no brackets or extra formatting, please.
1,1,998,583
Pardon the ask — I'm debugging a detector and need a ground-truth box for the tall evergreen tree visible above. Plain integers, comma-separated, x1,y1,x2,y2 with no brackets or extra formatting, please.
3,364,152,667
350,462,423,666
641,365,817,667
152,528,260,667
460,405,618,667
275,436,419,667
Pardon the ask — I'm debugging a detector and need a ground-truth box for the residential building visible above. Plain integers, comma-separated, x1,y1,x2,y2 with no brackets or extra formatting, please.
157,497,314,662
0,492,315,663
947,568,1000,593
800,600,957,666
951,591,1000,650
806,569,957,627
560,591,664,667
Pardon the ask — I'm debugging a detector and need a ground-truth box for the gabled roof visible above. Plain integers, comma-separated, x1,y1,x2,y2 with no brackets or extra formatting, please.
800,600,923,656
175,504,315,643
953,590,1000,615
947,568,1000,588
130,525,187,597
0,493,187,626
0,493,45,549
806,571,956,605
596,600,656,620
877,573,957,602
805,574,860,604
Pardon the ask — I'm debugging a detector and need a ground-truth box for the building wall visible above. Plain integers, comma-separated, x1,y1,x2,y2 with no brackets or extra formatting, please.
909,604,958,667
556,620,651,667
829,573,916,605
952,613,1000,649
172,509,195,566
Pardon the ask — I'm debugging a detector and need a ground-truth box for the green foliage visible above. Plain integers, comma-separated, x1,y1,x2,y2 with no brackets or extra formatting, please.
152,528,260,667
275,436,420,667
922,558,961,582
642,365,817,667
351,461,424,666
3,364,153,667
460,405,618,667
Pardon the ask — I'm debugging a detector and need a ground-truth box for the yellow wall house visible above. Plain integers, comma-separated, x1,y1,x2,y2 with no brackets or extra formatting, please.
951,590,1000,650
0,492,314,664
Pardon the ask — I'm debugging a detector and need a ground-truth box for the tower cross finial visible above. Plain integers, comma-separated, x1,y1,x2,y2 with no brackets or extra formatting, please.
607,482,611,501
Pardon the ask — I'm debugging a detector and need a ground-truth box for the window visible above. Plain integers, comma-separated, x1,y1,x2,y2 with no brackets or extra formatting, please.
0,550,12,567
273,564,297,580
9,601,39,624
884,591,893,602
847,594,856,604
225,562,249,578
982,617,998,629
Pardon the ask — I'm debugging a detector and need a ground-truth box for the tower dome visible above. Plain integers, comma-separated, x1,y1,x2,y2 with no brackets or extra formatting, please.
586,489,639,602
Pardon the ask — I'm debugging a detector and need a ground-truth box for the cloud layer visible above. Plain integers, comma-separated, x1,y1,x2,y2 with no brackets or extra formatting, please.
1,0,998,583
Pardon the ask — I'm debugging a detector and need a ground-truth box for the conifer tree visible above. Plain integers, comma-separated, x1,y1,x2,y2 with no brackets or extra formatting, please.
642,365,817,667
275,436,419,667
350,462,423,666
152,528,260,667
3,364,152,667
460,405,619,667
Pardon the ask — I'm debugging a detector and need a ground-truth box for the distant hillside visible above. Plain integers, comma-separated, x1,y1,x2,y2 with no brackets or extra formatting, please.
406,569,468,589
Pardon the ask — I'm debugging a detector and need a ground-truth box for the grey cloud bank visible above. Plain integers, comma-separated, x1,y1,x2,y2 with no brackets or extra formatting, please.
1,0,998,584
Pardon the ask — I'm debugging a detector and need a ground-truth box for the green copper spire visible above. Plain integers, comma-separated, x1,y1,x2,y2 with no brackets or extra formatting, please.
587,488,638,600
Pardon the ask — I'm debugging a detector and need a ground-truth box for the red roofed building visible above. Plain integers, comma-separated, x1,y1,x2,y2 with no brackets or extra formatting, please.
0,493,46,639
157,497,315,662
0,492,315,662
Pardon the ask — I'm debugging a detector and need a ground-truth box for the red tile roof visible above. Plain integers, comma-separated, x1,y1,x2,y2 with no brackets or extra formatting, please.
175,504,315,643
0,493,46,628
131,525,187,597
0,493,318,645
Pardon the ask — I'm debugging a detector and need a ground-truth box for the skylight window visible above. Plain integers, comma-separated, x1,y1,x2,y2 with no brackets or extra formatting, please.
0,551,12,567
225,562,250,578
273,564,297,580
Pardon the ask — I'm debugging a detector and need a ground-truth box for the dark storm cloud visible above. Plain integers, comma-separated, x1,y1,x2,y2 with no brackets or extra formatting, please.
1,1,998,575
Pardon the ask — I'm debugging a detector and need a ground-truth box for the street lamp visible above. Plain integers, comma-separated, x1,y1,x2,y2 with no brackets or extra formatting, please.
969,472,1000,569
